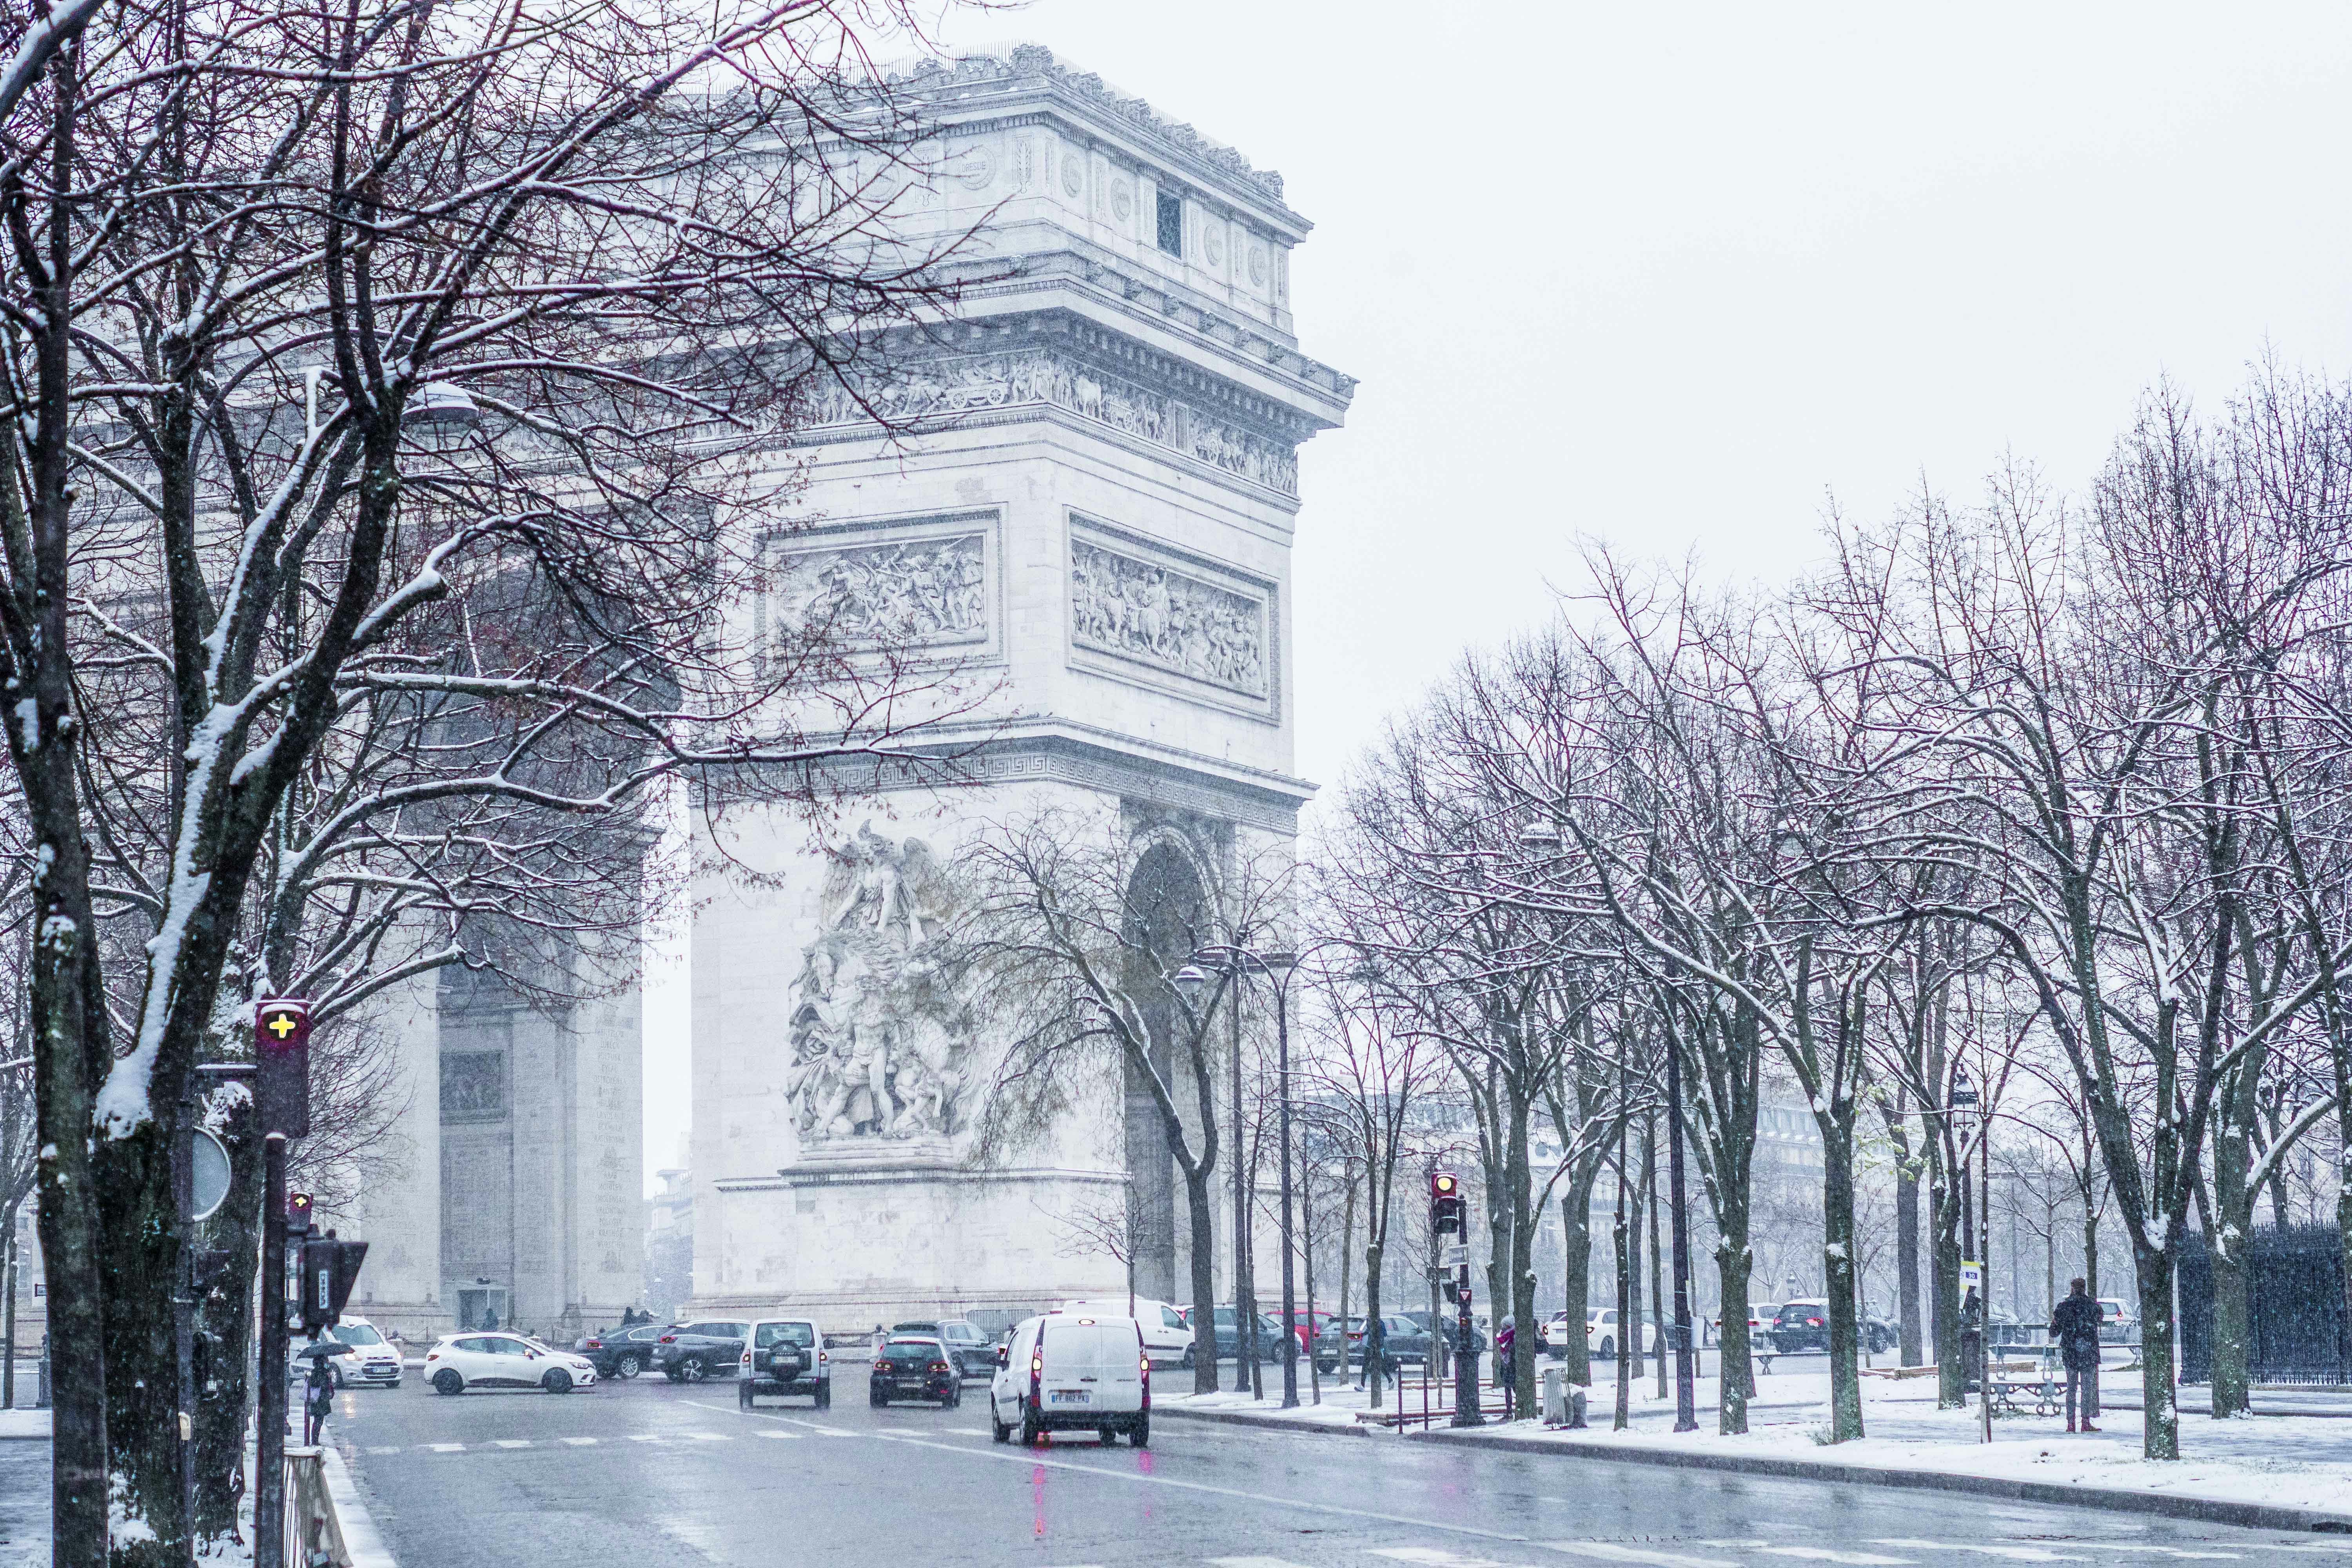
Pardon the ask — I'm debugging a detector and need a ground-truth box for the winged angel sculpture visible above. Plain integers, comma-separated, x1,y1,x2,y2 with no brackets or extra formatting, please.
783,824,972,1144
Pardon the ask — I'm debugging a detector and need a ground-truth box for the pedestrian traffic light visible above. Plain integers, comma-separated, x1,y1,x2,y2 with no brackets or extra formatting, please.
287,1191,315,1236
299,1233,368,1334
256,998,312,1138
1430,1171,1463,1236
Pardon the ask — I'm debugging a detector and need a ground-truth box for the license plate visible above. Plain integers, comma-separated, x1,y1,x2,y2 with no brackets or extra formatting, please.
897,1378,926,1388
1049,1390,1091,1405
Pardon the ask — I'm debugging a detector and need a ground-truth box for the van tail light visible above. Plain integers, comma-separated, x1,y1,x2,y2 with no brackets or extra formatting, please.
818,1350,828,1365
1031,1355,1043,1376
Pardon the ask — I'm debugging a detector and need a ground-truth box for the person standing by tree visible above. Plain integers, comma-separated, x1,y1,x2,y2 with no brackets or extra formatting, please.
2050,1277,2102,1433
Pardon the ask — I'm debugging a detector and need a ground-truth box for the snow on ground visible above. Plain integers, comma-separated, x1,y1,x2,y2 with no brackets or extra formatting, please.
0,1410,50,1441
1161,1360,2352,1518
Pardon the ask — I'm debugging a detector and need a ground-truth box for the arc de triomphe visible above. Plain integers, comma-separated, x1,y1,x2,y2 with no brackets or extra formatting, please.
688,47,1354,1325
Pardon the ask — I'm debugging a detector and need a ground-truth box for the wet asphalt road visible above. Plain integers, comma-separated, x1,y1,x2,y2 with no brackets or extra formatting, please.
316,1367,2352,1568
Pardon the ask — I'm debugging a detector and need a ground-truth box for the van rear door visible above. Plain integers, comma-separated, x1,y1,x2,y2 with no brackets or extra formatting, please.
1040,1320,1114,1413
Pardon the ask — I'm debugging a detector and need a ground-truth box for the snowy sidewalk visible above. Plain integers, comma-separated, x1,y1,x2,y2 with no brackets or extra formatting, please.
1157,1367,2352,1531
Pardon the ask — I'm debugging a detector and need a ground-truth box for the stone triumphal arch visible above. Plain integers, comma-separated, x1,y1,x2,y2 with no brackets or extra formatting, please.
687,47,1353,1324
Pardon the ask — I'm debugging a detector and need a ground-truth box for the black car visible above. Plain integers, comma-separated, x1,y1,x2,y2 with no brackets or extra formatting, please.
575,1321,670,1380
1194,1307,1285,1363
1770,1301,1829,1354
1313,1314,1430,1375
891,1318,995,1378
658,1319,749,1381
870,1335,962,1407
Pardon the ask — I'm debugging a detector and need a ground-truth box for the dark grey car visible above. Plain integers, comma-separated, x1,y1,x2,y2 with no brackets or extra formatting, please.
658,1319,748,1382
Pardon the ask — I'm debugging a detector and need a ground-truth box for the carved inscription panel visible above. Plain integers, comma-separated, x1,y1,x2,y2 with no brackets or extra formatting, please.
1071,538,1266,698
774,533,988,650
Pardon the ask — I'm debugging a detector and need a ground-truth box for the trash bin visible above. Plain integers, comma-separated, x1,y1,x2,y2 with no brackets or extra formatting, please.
1541,1365,1566,1424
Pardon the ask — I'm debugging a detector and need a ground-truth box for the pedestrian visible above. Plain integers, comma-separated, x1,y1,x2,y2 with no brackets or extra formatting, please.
481,1306,499,1332
2049,1277,2102,1433
1495,1318,1516,1419
872,1322,888,1355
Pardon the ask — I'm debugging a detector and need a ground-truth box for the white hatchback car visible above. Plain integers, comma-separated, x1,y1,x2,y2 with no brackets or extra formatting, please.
425,1331,599,1394
323,1318,403,1388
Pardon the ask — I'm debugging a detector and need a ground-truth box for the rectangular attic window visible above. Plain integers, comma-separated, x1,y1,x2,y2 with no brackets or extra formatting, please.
1156,190,1183,256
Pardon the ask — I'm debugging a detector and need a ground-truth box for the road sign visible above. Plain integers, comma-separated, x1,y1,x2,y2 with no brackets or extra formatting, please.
256,999,312,1137
1442,1243,1470,1268
1960,1259,1983,1292
191,1128,231,1221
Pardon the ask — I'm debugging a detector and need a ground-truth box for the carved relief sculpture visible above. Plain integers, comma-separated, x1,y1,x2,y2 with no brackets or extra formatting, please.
803,350,1298,496
773,533,986,650
783,824,973,1149
1071,539,1266,697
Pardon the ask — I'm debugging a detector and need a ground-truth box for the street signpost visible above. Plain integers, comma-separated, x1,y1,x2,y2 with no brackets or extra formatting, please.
254,998,313,1568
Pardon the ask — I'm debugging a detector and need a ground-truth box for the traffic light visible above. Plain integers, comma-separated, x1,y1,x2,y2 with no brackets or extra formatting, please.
287,1191,315,1235
299,1234,369,1334
256,998,312,1138
1430,1170,1463,1237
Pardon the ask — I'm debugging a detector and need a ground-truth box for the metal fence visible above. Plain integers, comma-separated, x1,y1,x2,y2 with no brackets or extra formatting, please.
2179,1224,2350,1386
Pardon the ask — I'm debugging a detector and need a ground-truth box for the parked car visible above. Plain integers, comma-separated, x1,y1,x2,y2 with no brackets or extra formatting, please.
1705,1301,1779,1347
739,1318,830,1408
1587,1307,1657,1360
1769,1300,1830,1354
320,1318,403,1389
1402,1308,1486,1356
1283,1308,1336,1353
870,1334,963,1408
964,1308,1031,1345
1312,1313,1430,1374
1059,1297,1194,1363
891,1319,996,1378
575,1321,669,1380
657,1319,749,1382
1862,1312,1898,1355
2098,1298,2141,1346
1184,1306,1285,1362
989,1312,1149,1446
425,1331,598,1394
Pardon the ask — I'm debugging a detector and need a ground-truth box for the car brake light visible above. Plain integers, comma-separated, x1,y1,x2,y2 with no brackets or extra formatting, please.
818,1350,828,1364
584,1339,602,1349
931,1361,951,1374
741,1352,753,1365
659,1334,675,1343
1808,1318,1823,1328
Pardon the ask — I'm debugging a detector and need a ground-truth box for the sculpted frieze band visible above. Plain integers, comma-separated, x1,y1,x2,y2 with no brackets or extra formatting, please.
805,350,1300,496
772,532,987,650
1071,538,1267,698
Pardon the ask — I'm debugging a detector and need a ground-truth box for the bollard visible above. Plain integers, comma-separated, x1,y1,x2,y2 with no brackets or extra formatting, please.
36,1334,49,1409
1541,1365,1566,1424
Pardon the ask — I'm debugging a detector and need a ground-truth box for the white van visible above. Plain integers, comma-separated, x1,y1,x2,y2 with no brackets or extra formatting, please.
990,1312,1149,1446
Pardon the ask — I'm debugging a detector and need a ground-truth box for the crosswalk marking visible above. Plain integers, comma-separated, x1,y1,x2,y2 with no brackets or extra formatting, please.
490,1439,532,1448
424,1443,465,1454
1372,1552,1506,1568
811,1426,860,1437
677,1432,730,1441
627,1434,665,1443
1752,1550,1916,1566
1541,1545,1744,1568
1871,1545,2086,1563
558,1437,597,1447
1210,1559,1323,1568
755,1430,801,1440
366,1446,402,1455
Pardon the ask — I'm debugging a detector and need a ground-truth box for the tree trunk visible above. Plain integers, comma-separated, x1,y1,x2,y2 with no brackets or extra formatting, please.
1624,1136,1645,1391
1714,1240,1753,1434
1187,1169,1220,1394
1613,1143,1632,1430
1932,1166,1965,1409
1896,1135,1923,1367
2082,1195,2102,1421
2208,1142,2251,1419
1505,1092,1539,1421
2136,1239,2179,1459
1646,1118,1667,1400
1819,1116,1864,1442
1559,1190,1593,1389
1363,1240,1385,1408
99,1123,187,1566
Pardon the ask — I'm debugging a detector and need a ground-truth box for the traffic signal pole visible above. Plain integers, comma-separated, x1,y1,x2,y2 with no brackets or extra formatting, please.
254,1133,289,1568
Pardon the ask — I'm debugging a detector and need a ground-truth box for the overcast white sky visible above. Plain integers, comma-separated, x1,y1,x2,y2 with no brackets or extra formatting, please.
644,3,2352,1191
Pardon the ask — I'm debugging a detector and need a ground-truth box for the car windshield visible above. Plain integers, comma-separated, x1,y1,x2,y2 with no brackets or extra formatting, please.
330,1325,384,1347
756,1323,815,1348
885,1339,942,1358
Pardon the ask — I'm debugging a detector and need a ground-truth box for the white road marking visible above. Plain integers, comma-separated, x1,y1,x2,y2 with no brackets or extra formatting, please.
366,1446,402,1455
1754,1550,1918,1566
1871,1545,2086,1563
754,1430,802,1439
811,1426,860,1437
677,1432,731,1442
558,1437,597,1447
1541,1544,1742,1568
424,1443,465,1454
2073,1551,2241,1562
1212,1559,1326,1568
627,1434,666,1443
1371,1552,1508,1567
490,1440,532,1449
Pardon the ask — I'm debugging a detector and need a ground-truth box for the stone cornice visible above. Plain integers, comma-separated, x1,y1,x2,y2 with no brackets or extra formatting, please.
886,47,1303,232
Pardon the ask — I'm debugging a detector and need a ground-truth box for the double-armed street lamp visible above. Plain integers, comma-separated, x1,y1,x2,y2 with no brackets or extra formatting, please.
1174,938,1376,1410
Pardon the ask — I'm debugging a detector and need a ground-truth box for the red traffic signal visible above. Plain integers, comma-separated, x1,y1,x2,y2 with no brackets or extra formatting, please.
1430,1170,1464,1236
299,1235,369,1334
256,999,313,1138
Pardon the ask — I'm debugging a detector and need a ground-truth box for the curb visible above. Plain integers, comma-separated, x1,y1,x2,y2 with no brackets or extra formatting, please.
323,1443,399,1568
1154,1404,1380,1438
1403,1426,2352,1534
